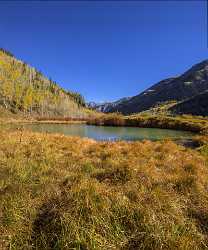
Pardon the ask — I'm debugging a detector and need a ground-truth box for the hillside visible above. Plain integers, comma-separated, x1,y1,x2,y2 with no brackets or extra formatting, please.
94,60,208,115
0,49,88,118
170,91,208,116
88,97,131,112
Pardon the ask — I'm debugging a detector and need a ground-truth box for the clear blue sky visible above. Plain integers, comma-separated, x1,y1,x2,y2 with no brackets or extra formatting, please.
0,1,207,102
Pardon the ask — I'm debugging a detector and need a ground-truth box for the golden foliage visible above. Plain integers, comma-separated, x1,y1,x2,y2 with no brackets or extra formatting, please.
0,51,87,118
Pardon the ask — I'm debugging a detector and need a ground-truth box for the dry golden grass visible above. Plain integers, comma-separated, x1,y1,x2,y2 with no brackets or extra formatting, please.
87,113,208,134
1,130,208,249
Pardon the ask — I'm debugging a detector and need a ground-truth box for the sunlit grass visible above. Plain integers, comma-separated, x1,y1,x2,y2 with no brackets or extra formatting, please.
87,113,208,134
1,130,208,249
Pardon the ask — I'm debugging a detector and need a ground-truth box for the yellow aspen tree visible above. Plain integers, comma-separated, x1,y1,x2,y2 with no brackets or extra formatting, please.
23,87,33,113
14,83,24,109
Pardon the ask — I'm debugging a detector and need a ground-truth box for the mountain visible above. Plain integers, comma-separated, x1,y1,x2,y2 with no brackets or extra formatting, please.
87,97,131,112
170,91,208,116
2,49,207,118
94,59,208,115
0,48,88,118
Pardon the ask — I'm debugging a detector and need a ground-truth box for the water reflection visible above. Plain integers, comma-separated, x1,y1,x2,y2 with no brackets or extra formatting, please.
12,123,195,141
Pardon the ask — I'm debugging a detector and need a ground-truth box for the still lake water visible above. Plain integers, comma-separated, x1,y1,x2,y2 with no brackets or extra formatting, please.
13,123,194,141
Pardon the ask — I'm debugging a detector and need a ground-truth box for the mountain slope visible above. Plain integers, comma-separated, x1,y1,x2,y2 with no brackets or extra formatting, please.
88,97,131,112
170,91,208,116
0,48,87,118
97,60,208,115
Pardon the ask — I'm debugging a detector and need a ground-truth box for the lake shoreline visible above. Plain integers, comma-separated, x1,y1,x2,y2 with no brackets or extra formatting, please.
1,122,195,142
1,113,208,135
87,114,208,134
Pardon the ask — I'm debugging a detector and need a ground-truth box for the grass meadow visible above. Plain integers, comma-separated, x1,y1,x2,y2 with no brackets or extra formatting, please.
1,129,208,249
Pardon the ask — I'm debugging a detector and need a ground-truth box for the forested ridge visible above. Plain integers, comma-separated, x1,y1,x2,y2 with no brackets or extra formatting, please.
0,48,87,118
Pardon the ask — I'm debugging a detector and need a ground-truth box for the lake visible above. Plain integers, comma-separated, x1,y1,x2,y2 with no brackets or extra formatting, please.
10,123,195,141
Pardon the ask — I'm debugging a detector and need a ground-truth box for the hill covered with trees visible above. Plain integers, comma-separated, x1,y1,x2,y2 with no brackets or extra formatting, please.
0,48,88,118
